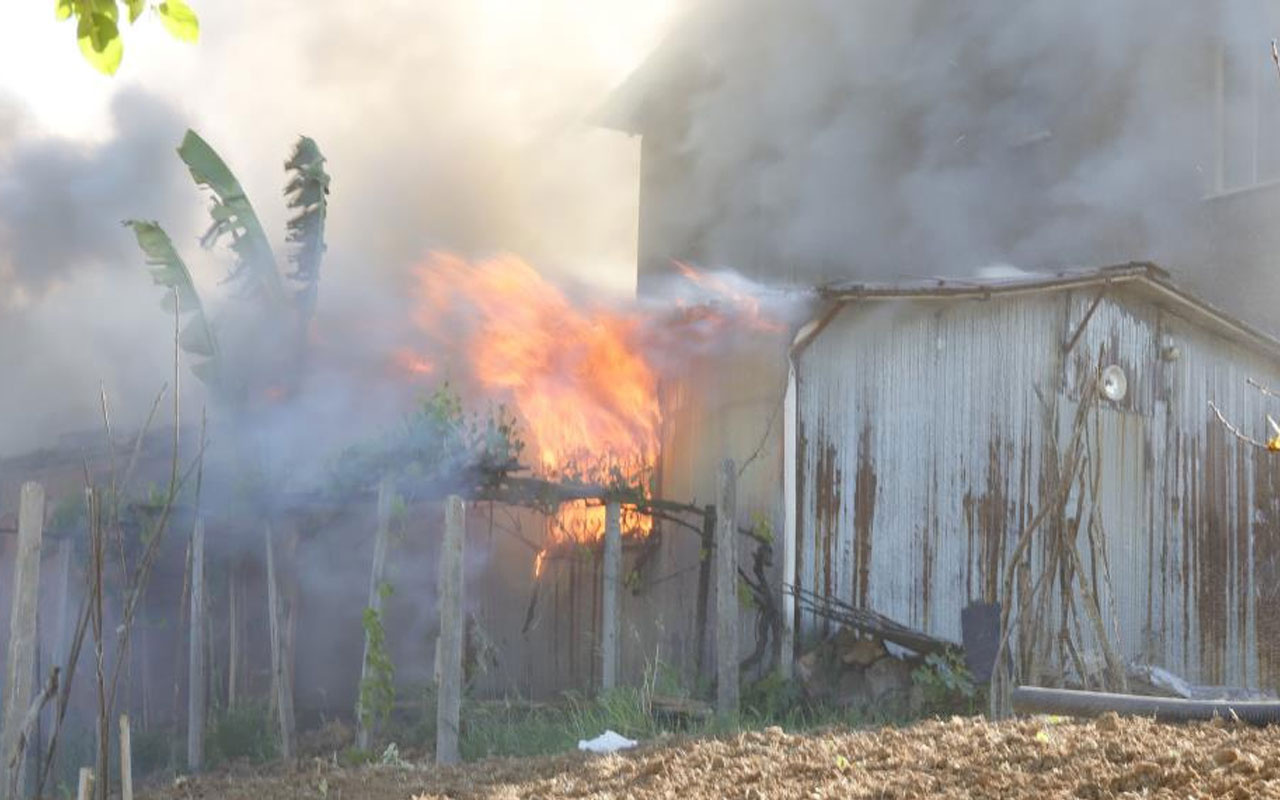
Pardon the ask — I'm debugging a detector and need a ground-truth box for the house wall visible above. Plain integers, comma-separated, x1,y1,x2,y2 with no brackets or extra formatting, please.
794,285,1280,689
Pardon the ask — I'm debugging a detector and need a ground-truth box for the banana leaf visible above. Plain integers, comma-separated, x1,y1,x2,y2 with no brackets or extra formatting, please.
177,129,287,307
284,136,330,321
125,219,222,387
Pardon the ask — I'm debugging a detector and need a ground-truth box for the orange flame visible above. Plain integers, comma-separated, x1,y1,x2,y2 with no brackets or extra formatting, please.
394,253,787,573
400,253,660,549
393,348,435,376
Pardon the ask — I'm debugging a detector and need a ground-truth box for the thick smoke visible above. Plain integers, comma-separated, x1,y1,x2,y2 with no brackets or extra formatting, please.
0,0,679,458
647,0,1273,322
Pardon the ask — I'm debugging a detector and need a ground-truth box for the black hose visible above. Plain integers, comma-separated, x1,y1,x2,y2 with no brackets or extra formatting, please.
1013,686,1280,726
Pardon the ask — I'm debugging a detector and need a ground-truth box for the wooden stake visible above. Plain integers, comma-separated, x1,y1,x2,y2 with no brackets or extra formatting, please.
357,478,394,751
715,461,739,718
435,496,465,766
227,564,238,708
118,715,133,800
601,502,621,691
265,524,296,762
75,767,93,800
186,520,205,772
1,482,45,800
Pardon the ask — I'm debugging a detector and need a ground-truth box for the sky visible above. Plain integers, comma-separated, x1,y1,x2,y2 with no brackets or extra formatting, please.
0,0,681,456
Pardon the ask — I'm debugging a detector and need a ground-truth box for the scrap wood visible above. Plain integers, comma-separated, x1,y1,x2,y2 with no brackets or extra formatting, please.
791,586,956,657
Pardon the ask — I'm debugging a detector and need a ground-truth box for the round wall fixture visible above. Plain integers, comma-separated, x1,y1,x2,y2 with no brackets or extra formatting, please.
1099,364,1128,402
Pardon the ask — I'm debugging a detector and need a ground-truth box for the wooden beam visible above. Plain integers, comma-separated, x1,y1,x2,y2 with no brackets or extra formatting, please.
601,502,621,691
435,496,465,765
75,768,93,800
118,715,133,800
186,520,205,772
357,478,393,751
715,462,739,718
227,563,239,708
1,482,45,800
264,523,296,762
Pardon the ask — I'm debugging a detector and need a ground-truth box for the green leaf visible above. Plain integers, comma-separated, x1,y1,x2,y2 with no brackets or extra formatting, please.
176,129,286,307
126,0,146,23
77,12,123,75
55,0,73,21
157,0,199,43
283,135,330,323
125,219,223,388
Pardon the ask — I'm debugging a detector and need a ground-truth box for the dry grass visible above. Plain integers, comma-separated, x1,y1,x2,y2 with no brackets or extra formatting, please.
140,713,1280,799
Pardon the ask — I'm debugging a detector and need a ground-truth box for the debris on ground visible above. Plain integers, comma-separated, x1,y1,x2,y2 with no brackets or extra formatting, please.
139,713,1280,799
576,730,637,754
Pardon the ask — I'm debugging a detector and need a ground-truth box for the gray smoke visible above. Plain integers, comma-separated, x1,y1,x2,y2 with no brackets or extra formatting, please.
646,0,1271,323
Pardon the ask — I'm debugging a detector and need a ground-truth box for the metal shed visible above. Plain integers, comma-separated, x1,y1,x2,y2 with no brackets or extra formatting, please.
782,262,1280,691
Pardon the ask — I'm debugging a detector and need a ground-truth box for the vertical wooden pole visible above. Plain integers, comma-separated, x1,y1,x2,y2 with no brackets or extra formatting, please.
227,564,238,709
265,524,296,762
715,461,739,718
75,768,93,800
694,505,713,683
186,520,205,772
780,365,798,679
357,478,394,750
118,715,133,800
601,502,621,691
43,540,72,764
435,497,465,766
1,482,45,800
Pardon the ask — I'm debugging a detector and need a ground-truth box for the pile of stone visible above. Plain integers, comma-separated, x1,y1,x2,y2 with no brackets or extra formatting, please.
794,626,925,715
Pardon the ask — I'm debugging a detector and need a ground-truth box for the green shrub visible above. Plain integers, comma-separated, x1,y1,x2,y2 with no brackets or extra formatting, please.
205,703,279,767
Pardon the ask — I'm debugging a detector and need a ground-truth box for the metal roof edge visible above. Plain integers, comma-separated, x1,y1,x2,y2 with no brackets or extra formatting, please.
800,262,1280,364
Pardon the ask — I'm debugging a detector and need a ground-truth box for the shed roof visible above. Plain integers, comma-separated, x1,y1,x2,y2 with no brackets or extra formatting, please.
808,262,1280,363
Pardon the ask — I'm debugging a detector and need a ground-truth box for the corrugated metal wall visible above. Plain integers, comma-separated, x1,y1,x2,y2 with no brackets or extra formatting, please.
796,286,1280,690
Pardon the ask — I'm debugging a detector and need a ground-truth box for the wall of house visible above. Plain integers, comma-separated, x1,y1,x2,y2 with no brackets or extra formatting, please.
794,284,1280,689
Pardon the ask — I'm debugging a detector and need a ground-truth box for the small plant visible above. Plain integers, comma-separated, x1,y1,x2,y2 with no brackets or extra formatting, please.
359,581,397,740
911,650,977,714
205,703,279,767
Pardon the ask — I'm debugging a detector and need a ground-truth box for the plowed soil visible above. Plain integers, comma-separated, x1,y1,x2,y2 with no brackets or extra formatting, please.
141,714,1280,799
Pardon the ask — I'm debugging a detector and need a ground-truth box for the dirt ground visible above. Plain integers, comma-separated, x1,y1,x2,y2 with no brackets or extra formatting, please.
140,714,1280,799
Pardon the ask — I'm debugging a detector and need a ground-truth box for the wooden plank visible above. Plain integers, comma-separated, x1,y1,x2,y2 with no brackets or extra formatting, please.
118,715,133,800
715,462,739,717
264,524,296,762
1,482,45,800
186,520,205,772
43,540,71,763
357,478,394,751
75,768,93,800
227,563,238,708
781,367,797,679
601,502,621,691
435,497,465,765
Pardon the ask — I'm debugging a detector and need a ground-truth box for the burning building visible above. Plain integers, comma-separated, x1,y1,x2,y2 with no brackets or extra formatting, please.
593,0,1280,693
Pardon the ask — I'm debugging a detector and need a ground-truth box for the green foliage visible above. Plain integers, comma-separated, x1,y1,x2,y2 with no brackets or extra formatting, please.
57,0,198,75
910,649,978,714
284,136,331,322
205,703,279,766
129,131,330,399
330,383,525,496
358,582,396,737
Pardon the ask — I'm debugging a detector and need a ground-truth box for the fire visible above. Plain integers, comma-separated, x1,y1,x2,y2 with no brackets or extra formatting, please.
401,252,661,548
395,252,787,571
393,348,435,376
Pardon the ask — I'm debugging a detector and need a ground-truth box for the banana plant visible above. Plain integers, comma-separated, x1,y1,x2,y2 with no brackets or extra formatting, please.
126,129,330,405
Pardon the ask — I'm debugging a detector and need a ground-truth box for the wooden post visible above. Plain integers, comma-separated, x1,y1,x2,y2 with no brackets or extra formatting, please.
435,496,465,765
357,478,394,751
265,524,296,762
1,482,45,800
781,365,798,679
186,520,205,772
601,502,621,691
43,540,72,765
75,768,93,800
118,716,133,800
227,564,239,708
715,461,739,717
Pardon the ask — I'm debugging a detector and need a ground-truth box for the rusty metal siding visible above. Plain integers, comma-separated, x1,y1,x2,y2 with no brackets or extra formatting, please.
796,285,1280,690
